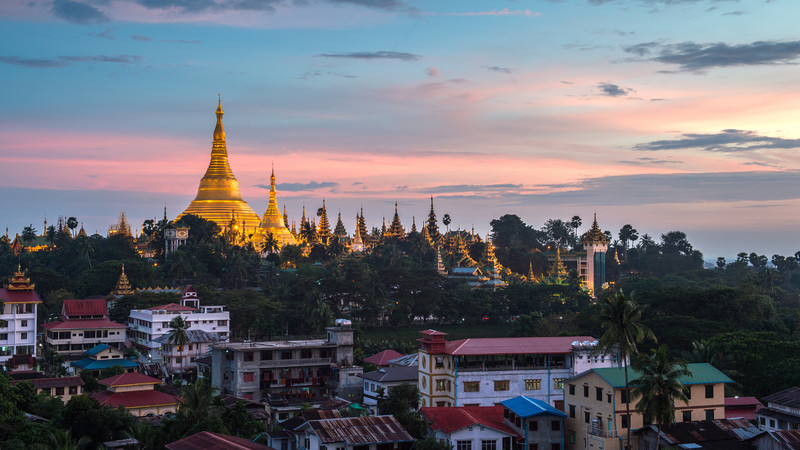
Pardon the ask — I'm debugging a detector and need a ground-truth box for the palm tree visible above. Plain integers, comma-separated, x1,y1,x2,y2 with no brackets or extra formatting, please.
630,345,692,449
44,429,90,450
442,214,451,232
179,378,219,423
596,290,656,450
21,225,37,242
261,231,279,254
167,316,190,379
66,216,78,237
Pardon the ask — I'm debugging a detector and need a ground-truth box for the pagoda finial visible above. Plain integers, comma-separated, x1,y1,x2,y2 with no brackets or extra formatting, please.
214,95,225,140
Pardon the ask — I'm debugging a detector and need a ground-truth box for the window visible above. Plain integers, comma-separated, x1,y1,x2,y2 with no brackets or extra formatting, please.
705,409,715,420
55,387,64,395
554,378,566,390
261,351,272,360
243,372,255,382
525,379,541,390
529,445,538,450
20,320,27,327
482,440,497,450
436,379,447,391
569,384,575,395
456,441,472,450
551,420,561,431
529,420,538,431
551,444,560,450
243,352,254,362
218,320,227,326
607,394,612,403
20,333,27,340
281,350,292,360
684,386,691,399
621,414,630,429
585,412,590,424
321,446,327,450
621,389,630,404
301,349,312,359
760,418,766,426
569,431,576,444
584,385,589,397
705,385,714,399
464,381,480,392
683,411,692,422
596,387,603,401
435,356,445,368
569,405,576,418
69,386,78,395
494,380,510,391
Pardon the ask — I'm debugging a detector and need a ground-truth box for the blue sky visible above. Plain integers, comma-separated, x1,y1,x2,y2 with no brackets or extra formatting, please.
2,0,800,259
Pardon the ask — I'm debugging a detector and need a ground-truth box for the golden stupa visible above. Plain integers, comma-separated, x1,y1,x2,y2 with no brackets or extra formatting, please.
251,167,297,249
177,97,261,237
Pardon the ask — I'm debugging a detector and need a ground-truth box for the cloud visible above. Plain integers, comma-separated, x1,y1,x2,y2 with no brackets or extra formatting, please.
132,34,201,44
424,8,536,16
486,66,513,74
131,0,408,14
623,40,800,71
634,129,800,152
89,28,115,40
316,51,421,61
328,0,406,10
0,55,142,68
597,82,632,97
617,157,681,165
427,66,440,77
424,183,522,194
269,181,340,192
52,0,109,24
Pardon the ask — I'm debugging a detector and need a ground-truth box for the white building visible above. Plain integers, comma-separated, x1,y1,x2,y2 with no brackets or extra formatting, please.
418,330,621,409
127,285,229,361
359,366,418,413
0,267,41,364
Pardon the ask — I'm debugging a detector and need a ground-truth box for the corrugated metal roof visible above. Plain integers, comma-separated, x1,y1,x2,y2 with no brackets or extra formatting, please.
42,318,126,330
591,363,732,388
360,366,418,383
363,349,404,366
422,405,520,436
98,372,163,387
763,387,800,408
0,288,42,304
501,396,567,419
307,415,414,445
154,329,226,344
63,298,108,318
769,430,800,450
147,303,199,312
165,431,271,450
446,336,596,356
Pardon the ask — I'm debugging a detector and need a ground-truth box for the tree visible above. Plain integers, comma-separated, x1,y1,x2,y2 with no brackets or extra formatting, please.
630,345,691,449
167,315,190,377
596,290,656,450
261,232,279,254
179,379,219,423
619,225,639,251
377,383,426,438
67,217,78,237
45,428,91,450
41,346,68,377
21,225,37,242
570,216,582,244
716,257,726,269
442,214,451,232
508,312,543,337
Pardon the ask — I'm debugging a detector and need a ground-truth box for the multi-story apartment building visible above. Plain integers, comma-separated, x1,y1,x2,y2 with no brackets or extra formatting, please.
0,266,41,364
360,366,418,413
563,363,732,450
127,286,229,361
43,298,127,359
210,324,360,404
417,330,620,408
756,386,800,431
154,329,226,374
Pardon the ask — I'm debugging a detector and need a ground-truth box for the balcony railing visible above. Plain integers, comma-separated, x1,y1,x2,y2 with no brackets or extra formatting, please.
248,357,331,368
588,427,618,438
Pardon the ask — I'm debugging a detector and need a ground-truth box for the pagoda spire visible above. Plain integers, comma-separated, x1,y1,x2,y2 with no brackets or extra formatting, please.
426,196,440,241
111,264,135,297
387,201,404,237
351,213,365,252
357,207,368,244
317,199,331,244
334,212,347,242
411,216,417,234
253,165,297,248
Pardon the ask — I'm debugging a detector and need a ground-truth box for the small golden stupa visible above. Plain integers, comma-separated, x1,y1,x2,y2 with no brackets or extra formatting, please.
177,97,261,237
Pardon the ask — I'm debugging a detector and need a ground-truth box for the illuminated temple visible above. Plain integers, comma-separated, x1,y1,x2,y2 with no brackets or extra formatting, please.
251,167,297,249
176,98,261,237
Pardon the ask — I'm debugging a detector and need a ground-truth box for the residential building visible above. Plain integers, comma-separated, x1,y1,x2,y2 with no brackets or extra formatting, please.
563,363,733,450
71,344,138,377
10,376,85,403
757,387,800,431
127,285,229,361
166,431,271,450
93,372,181,417
417,330,620,408
422,405,520,449
0,266,42,364
295,416,414,450
750,429,800,450
501,396,567,450
360,366,418,413
210,324,360,405
154,328,226,375
635,418,761,450
43,298,127,359
363,349,404,368
726,396,764,421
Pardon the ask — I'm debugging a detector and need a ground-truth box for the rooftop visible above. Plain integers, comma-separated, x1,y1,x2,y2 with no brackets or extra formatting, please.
585,363,733,388
307,415,414,445
215,339,332,350
165,431,272,450
154,329,227,345
146,303,199,313
98,372,163,387
42,318,127,330
444,335,597,356
359,366,418,383
63,298,107,318
422,405,520,436
763,387,800,409
501,396,567,419
363,349,404,366
93,389,181,409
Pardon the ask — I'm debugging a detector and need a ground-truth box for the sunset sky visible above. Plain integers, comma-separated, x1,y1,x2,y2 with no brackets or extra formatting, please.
2,0,800,259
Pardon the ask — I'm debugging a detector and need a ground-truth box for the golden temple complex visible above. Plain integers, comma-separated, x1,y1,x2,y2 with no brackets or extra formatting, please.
176,98,261,237
251,167,297,249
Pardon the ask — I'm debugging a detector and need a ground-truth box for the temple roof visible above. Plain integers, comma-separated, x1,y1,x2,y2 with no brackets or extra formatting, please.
582,213,609,245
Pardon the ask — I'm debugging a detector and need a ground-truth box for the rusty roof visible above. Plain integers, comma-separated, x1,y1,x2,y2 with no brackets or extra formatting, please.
766,430,800,450
307,415,414,445
445,335,596,356
63,298,108,318
763,387,800,408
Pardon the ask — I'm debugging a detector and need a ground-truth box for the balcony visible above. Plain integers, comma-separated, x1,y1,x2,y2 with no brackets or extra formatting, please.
588,427,618,438
261,377,327,389
251,357,332,368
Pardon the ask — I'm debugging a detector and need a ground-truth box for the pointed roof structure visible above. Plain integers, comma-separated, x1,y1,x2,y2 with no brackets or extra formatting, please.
351,214,365,252
110,264,135,298
252,166,297,248
176,96,261,237
582,213,609,246
317,199,331,244
386,202,404,238
334,212,347,241
357,208,368,245
410,216,417,234
426,196,440,240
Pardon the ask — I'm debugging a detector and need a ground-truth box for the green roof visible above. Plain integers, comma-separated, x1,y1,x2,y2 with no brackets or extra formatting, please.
71,358,138,370
590,363,733,388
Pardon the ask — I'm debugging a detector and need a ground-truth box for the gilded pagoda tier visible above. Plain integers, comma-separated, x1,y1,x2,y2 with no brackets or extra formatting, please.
251,167,297,248
177,98,261,236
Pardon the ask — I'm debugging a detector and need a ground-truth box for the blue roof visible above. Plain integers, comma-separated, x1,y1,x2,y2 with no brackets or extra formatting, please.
501,396,567,419
71,358,138,370
86,344,111,356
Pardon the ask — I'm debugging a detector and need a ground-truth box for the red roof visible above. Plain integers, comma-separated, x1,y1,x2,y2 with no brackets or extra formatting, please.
147,303,198,312
725,397,764,420
422,406,520,437
725,396,763,407
363,349,404,366
42,318,126,330
166,431,272,450
99,372,163,387
12,376,84,389
0,288,42,304
63,298,108,318
420,329,448,336
93,389,181,409
444,336,596,356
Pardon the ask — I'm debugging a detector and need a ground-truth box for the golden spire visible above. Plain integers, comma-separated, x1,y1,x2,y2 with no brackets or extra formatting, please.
252,165,297,248
582,213,609,245
111,264,135,297
177,97,261,237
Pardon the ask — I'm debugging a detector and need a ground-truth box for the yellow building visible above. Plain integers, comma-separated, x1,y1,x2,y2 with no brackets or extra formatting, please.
93,372,181,417
564,363,732,450
177,98,261,238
